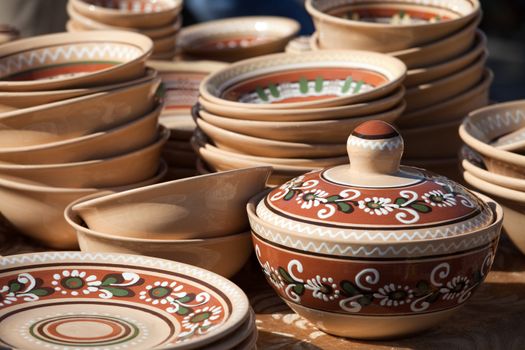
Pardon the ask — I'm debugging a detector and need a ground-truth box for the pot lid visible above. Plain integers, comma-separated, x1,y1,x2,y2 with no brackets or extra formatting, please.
257,121,493,244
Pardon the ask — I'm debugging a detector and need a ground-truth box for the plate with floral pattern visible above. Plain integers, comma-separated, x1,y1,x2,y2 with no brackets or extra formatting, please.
0,252,250,350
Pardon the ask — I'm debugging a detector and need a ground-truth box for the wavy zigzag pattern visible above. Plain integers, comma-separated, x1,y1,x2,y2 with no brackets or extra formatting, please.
348,135,402,151
473,109,525,133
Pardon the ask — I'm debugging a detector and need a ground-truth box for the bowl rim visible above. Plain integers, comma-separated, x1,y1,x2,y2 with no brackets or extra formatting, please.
463,170,525,203
71,0,183,17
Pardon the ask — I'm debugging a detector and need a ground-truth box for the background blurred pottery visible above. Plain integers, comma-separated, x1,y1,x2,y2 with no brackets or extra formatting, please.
0,31,153,91
0,24,18,44
403,157,461,182
285,36,312,54
401,119,463,159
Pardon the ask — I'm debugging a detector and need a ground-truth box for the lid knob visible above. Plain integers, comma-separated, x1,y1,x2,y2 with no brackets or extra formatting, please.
347,120,403,175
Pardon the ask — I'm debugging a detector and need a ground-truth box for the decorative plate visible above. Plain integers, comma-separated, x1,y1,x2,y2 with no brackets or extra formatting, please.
0,252,249,350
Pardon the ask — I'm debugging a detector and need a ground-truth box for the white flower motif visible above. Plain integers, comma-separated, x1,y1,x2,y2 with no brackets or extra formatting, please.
358,197,398,215
440,276,470,300
0,285,17,307
181,305,223,333
422,190,456,207
280,175,305,191
296,189,329,209
139,281,186,305
50,270,99,296
373,283,414,307
260,262,285,290
305,275,340,302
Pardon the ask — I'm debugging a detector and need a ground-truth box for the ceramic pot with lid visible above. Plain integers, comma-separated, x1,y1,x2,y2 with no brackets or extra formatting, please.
247,120,503,339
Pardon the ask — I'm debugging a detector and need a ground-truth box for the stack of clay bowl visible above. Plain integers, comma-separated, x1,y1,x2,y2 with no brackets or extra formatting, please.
194,50,407,187
147,60,227,180
176,16,300,62
66,0,183,60
0,31,167,250
459,100,525,255
307,0,489,179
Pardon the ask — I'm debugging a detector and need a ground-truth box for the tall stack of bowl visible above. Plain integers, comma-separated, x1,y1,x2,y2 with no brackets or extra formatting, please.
194,50,407,186
307,0,490,179
459,100,525,256
0,31,166,249
66,0,183,60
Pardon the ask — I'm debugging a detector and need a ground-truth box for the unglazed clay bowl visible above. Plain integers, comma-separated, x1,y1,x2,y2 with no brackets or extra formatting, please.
196,101,405,144
0,75,160,147
459,100,525,179
178,17,300,62
71,167,271,239
200,50,406,110
66,198,253,278
490,126,525,153
0,31,153,91
0,251,250,349
285,36,313,54
0,127,168,188
401,119,463,159
198,86,405,122
0,103,161,164
70,0,183,28
0,161,166,249
306,0,480,52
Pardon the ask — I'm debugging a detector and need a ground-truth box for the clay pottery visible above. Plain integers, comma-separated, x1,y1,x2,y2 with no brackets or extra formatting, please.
153,34,176,54
0,127,168,188
0,161,166,249
285,36,313,54
404,157,461,182
306,0,480,52
160,115,196,141
459,100,525,179
247,120,502,339
196,101,405,144
0,76,160,147
401,119,463,159
200,50,407,110
198,86,405,122
71,167,271,239
0,251,251,349
149,49,177,60
0,31,153,91
70,0,183,28
490,126,525,153
397,69,492,128
0,103,161,164
0,25,18,44
178,16,300,62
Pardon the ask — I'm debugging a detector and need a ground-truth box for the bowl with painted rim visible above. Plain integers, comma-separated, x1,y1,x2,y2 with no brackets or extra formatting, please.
0,31,153,91
199,50,406,110
306,0,480,52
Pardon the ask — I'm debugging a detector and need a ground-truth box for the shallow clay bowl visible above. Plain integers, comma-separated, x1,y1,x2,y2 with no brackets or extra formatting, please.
401,119,463,159
200,50,406,110
306,0,480,52
197,101,405,144
0,31,153,91
70,0,183,28
0,103,161,164
71,166,271,239
0,127,168,188
0,68,157,113
459,100,525,179
0,161,166,249
178,16,300,62
0,250,250,350
0,76,160,147
198,86,405,122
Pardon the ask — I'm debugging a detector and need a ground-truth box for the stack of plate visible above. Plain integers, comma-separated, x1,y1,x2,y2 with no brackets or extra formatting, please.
147,60,227,180
194,50,407,187
66,0,183,60
459,100,525,255
307,0,489,179
0,31,167,250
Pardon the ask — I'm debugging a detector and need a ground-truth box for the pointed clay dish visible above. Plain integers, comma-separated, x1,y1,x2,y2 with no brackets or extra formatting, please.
247,120,503,339
0,251,250,349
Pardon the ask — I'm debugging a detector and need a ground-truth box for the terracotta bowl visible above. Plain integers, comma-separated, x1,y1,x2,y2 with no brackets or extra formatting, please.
0,103,161,164
70,0,183,28
0,161,166,249
403,157,461,182
404,52,486,113
200,50,406,110
0,68,157,113
149,49,177,60
153,34,176,54
397,69,492,128
196,101,405,144
247,191,502,339
0,31,153,91
0,76,160,147
198,86,405,122
71,167,271,239
178,16,300,62
401,119,463,159
0,127,168,188
306,0,480,52
0,25,18,45
459,100,525,179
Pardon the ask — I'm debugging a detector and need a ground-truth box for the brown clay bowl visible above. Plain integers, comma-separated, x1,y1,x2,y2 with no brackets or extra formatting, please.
152,34,176,54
